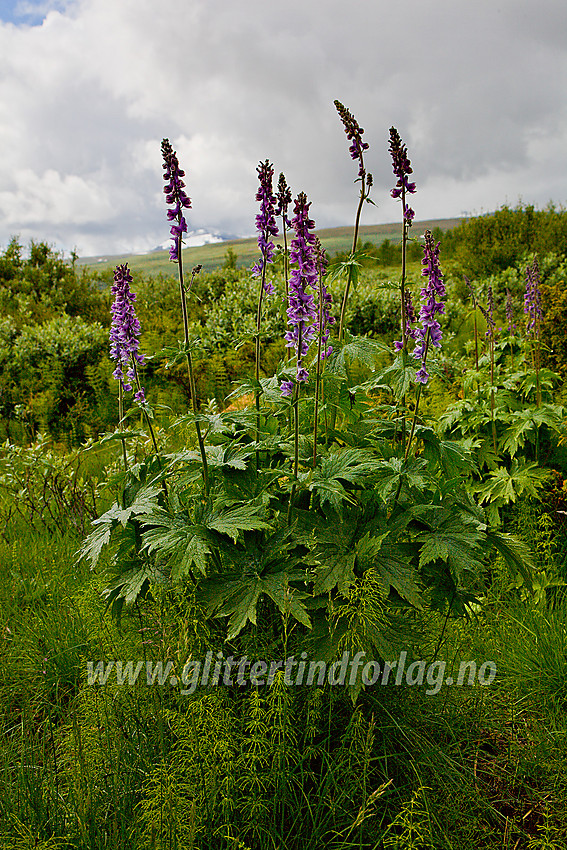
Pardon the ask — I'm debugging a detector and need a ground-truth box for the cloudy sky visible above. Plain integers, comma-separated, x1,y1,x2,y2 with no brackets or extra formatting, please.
0,0,566,257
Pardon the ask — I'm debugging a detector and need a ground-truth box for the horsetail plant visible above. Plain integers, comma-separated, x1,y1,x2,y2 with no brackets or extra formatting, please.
161,138,209,495
334,100,372,340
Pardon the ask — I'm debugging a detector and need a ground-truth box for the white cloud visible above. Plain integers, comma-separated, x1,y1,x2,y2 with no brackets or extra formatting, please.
0,0,566,256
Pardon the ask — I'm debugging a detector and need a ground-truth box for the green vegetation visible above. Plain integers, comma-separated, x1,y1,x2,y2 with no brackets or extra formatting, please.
1,200,567,849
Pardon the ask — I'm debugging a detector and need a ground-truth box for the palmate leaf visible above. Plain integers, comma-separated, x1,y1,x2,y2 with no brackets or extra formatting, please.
521,369,561,396
373,457,430,502
501,404,564,457
199,570,311,640
79,519,114,569
141,509,212,577
206,503,269,540
78,483,162,568
474,460,551,505
171,444,253,485
140,500,270,576
103,560,165,620
295,509,360,595
306,447,380,511
483,530,534,588
355,534,423,608
364,350,417,400
417,528,485,583
312,549,357,595
328,331,389,375
416,426,475,478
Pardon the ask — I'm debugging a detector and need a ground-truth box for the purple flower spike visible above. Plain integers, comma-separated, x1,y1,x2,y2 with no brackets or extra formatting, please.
334,100,370,180
276,172,293,229
251,160,278,292
389,127,416,226
110,263,145,398
412,231,445,382
314,237,335,360
161,138,192,262
282,192,319,393
524,257,542,334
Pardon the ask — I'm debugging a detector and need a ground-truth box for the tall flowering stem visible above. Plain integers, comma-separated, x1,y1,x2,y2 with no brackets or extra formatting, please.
480,287,497,452
161,139,209,496
281,192,318,479
110,264,160,466
404,232,445,461
312,238,334,466
506,287,515,371
276,172,292,299
389,127,416,352
464,276,480,372
334,100,371,340
252,161,278,452
524,257,542,407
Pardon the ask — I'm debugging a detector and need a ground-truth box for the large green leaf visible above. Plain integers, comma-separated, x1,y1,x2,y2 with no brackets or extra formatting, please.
141,510,212,577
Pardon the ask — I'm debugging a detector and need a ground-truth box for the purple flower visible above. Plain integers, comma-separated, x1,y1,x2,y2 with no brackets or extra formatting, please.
275,172,293,229
161,138,192,262
110,263,145,397
314,237,335,359
280,380,295,397
524,257,542,334
282,192,319,394
412,231,445,382
389,127,416,226
415,367,429,384
394,289,418,351
464,275,477,307
251,160,278,292
334,100,370,180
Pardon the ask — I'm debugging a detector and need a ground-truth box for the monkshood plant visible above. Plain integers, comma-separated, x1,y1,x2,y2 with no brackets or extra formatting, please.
438,260,564,524
80,106,535,689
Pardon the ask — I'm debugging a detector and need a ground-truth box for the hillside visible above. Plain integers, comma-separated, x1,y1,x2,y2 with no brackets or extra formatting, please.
76,217,463,275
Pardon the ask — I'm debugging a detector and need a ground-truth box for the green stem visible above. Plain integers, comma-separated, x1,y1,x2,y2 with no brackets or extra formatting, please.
404,329,431,463
282,219,291,361
118,381,127,471
131,361,168,498
313,270,324,468
338,170,367,341
255,258,269,469
177,251,209,496
489,333,496,454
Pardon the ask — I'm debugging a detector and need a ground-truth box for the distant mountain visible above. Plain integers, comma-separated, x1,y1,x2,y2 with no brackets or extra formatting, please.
145,228,238,253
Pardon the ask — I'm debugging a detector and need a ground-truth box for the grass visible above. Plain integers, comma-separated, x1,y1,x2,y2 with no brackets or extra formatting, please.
1,487,567,848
